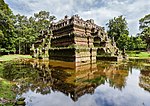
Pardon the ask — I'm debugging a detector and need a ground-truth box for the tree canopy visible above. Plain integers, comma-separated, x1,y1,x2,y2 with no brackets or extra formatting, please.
106,15,147,51
139,14,150,29
139,14,150,51
106,15,129,42
0,0,16,54
0,0,56,54
106,15,129,50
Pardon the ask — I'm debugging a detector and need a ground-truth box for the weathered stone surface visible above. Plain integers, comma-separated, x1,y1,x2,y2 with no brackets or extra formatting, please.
31,15,125,61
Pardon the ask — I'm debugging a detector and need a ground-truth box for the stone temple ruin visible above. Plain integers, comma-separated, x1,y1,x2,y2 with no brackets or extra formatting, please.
31,15,126,63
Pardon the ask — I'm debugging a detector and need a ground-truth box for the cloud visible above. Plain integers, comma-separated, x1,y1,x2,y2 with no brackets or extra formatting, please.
4,0,34,16
4,0,150,35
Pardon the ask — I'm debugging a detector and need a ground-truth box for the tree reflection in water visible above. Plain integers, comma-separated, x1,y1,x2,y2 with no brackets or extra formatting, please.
2,58,150,103
139,69,150,92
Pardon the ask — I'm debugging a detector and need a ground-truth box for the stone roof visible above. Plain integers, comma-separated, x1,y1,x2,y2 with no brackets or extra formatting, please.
50,14,104,31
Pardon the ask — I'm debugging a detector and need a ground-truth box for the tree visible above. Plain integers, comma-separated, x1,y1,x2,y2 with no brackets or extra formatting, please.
128,36,136,50
135,36,146,50
106,15,129,42
139,14,150,29
139,14,150,51
33,11,56,34
14,14,28,54
14,11,56,54
106,15,129,50
0,0,56,55
140,27,150,50
116,34,129,50
0,0,16,54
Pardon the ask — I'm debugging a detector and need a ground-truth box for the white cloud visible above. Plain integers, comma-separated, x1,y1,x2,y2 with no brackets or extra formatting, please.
4,0,150,35
77,7,122,32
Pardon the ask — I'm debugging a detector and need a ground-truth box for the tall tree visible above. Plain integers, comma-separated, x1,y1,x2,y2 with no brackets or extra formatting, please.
33,11,56,34
14,14,28,54
128,36,135,50
14,11,56,54
0,0,56,54
139,14,150,51
0,0,16,54
106,15,129,50
106,15,129,41
139,14,150,29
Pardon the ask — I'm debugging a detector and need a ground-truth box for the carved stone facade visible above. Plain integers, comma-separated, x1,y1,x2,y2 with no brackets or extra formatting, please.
30,30,51,59
31,15,124,62
49,15,99,64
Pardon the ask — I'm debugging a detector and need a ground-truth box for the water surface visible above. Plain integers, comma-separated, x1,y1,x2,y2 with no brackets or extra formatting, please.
2,59,150,106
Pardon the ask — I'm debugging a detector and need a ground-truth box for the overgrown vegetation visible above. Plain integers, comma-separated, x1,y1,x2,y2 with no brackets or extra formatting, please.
0,0,56,55
106,15,147,51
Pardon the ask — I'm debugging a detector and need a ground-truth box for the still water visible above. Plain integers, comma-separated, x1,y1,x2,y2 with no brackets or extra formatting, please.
2,59,150,106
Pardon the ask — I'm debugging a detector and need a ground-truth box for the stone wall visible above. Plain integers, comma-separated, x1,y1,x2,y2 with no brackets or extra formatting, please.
49,48,97,66
32,15,124,61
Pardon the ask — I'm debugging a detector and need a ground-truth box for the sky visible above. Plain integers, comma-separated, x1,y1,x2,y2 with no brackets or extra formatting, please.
4,0,150,35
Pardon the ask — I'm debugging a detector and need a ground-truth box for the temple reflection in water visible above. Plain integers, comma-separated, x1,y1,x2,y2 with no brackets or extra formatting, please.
2,59,130,101
139,67,150,92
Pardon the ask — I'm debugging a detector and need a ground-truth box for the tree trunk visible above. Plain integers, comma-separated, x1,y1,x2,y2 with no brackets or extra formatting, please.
19,40,21,54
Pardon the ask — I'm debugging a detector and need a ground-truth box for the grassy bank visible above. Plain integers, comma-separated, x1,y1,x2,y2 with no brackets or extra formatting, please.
126,51,150,59
0,78,16,105
0,54,32,62
0,54,31,105
0,63,16,105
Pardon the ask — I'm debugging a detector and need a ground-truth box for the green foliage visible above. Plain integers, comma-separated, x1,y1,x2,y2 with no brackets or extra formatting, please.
0,62,15,105
134,36,146,50
141,27,150,50
106,14,145,50
106,15,131,50
0,0,16,54
139,14,150,29
0,0,56,55
116,34,129,50
14,11,56,54
0,80,15,100
127,36,146,50
106,15,129,41
128,36,135,50
139,14,150,50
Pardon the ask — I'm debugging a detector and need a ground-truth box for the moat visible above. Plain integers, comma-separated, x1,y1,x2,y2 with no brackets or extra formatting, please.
1,58,150,106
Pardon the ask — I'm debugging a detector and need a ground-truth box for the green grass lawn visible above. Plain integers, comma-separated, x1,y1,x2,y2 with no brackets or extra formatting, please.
0,63,16,105
0,54,32,105
0,79,15,99
126,51,150,58
0,54,32,61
